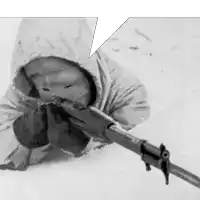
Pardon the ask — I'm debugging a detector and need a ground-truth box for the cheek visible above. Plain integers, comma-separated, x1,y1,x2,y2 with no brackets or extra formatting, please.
39,90,54,102
51,84,90,103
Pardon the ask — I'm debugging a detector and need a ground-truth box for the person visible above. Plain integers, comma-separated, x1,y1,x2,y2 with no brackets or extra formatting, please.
0,18,150,171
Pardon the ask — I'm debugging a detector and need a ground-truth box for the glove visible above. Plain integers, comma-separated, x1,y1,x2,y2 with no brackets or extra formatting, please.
46,103,90,156
13,105,49,149
59,99,112,144
0,106,49,171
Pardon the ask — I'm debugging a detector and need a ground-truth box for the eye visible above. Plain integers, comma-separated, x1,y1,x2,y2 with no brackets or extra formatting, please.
64,85,72,89
30,73,40,80
42,88,51,91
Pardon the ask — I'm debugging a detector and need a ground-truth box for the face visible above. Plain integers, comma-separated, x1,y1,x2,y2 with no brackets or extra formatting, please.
24,57,92,105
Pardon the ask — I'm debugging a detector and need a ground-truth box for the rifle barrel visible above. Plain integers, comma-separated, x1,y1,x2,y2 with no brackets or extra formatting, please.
170,163,200,189
106,125,200,189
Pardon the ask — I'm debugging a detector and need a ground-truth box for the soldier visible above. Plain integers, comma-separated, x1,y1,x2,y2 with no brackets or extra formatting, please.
0,18,150,170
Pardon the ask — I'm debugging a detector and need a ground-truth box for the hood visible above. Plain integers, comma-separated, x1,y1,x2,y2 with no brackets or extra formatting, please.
10,18,112,110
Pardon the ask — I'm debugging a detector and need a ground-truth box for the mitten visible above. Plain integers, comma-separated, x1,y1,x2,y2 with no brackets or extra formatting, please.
13,105,49,149
46,103,90,157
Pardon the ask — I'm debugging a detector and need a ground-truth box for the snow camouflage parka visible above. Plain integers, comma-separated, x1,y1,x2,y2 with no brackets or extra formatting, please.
0,18,150,170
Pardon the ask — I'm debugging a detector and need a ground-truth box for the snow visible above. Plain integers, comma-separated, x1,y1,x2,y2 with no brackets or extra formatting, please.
0,18,200,199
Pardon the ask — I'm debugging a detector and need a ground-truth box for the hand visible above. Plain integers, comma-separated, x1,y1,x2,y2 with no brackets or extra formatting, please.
45,103,90,156
58,99,113,144
13,106,49,149
1,107,49,171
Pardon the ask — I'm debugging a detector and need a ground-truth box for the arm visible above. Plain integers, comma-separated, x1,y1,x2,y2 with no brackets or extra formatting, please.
110,83,150,131
106,56,150,131
0,86,51,170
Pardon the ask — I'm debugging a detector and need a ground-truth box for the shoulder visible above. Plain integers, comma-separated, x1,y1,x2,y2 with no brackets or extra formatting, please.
96,51,147,112
98,51,141,86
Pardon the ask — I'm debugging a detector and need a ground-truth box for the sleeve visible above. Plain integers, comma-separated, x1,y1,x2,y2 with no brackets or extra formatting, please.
106,57,150,131
0,86,52,171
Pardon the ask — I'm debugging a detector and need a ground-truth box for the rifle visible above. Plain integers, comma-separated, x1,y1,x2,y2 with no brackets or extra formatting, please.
55,98,200,189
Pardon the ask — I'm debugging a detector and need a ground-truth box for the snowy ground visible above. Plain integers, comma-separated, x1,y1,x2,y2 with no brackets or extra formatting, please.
0,18,200,199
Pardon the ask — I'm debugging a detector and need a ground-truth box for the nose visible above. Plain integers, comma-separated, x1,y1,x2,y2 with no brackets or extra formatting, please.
34,75,51,92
